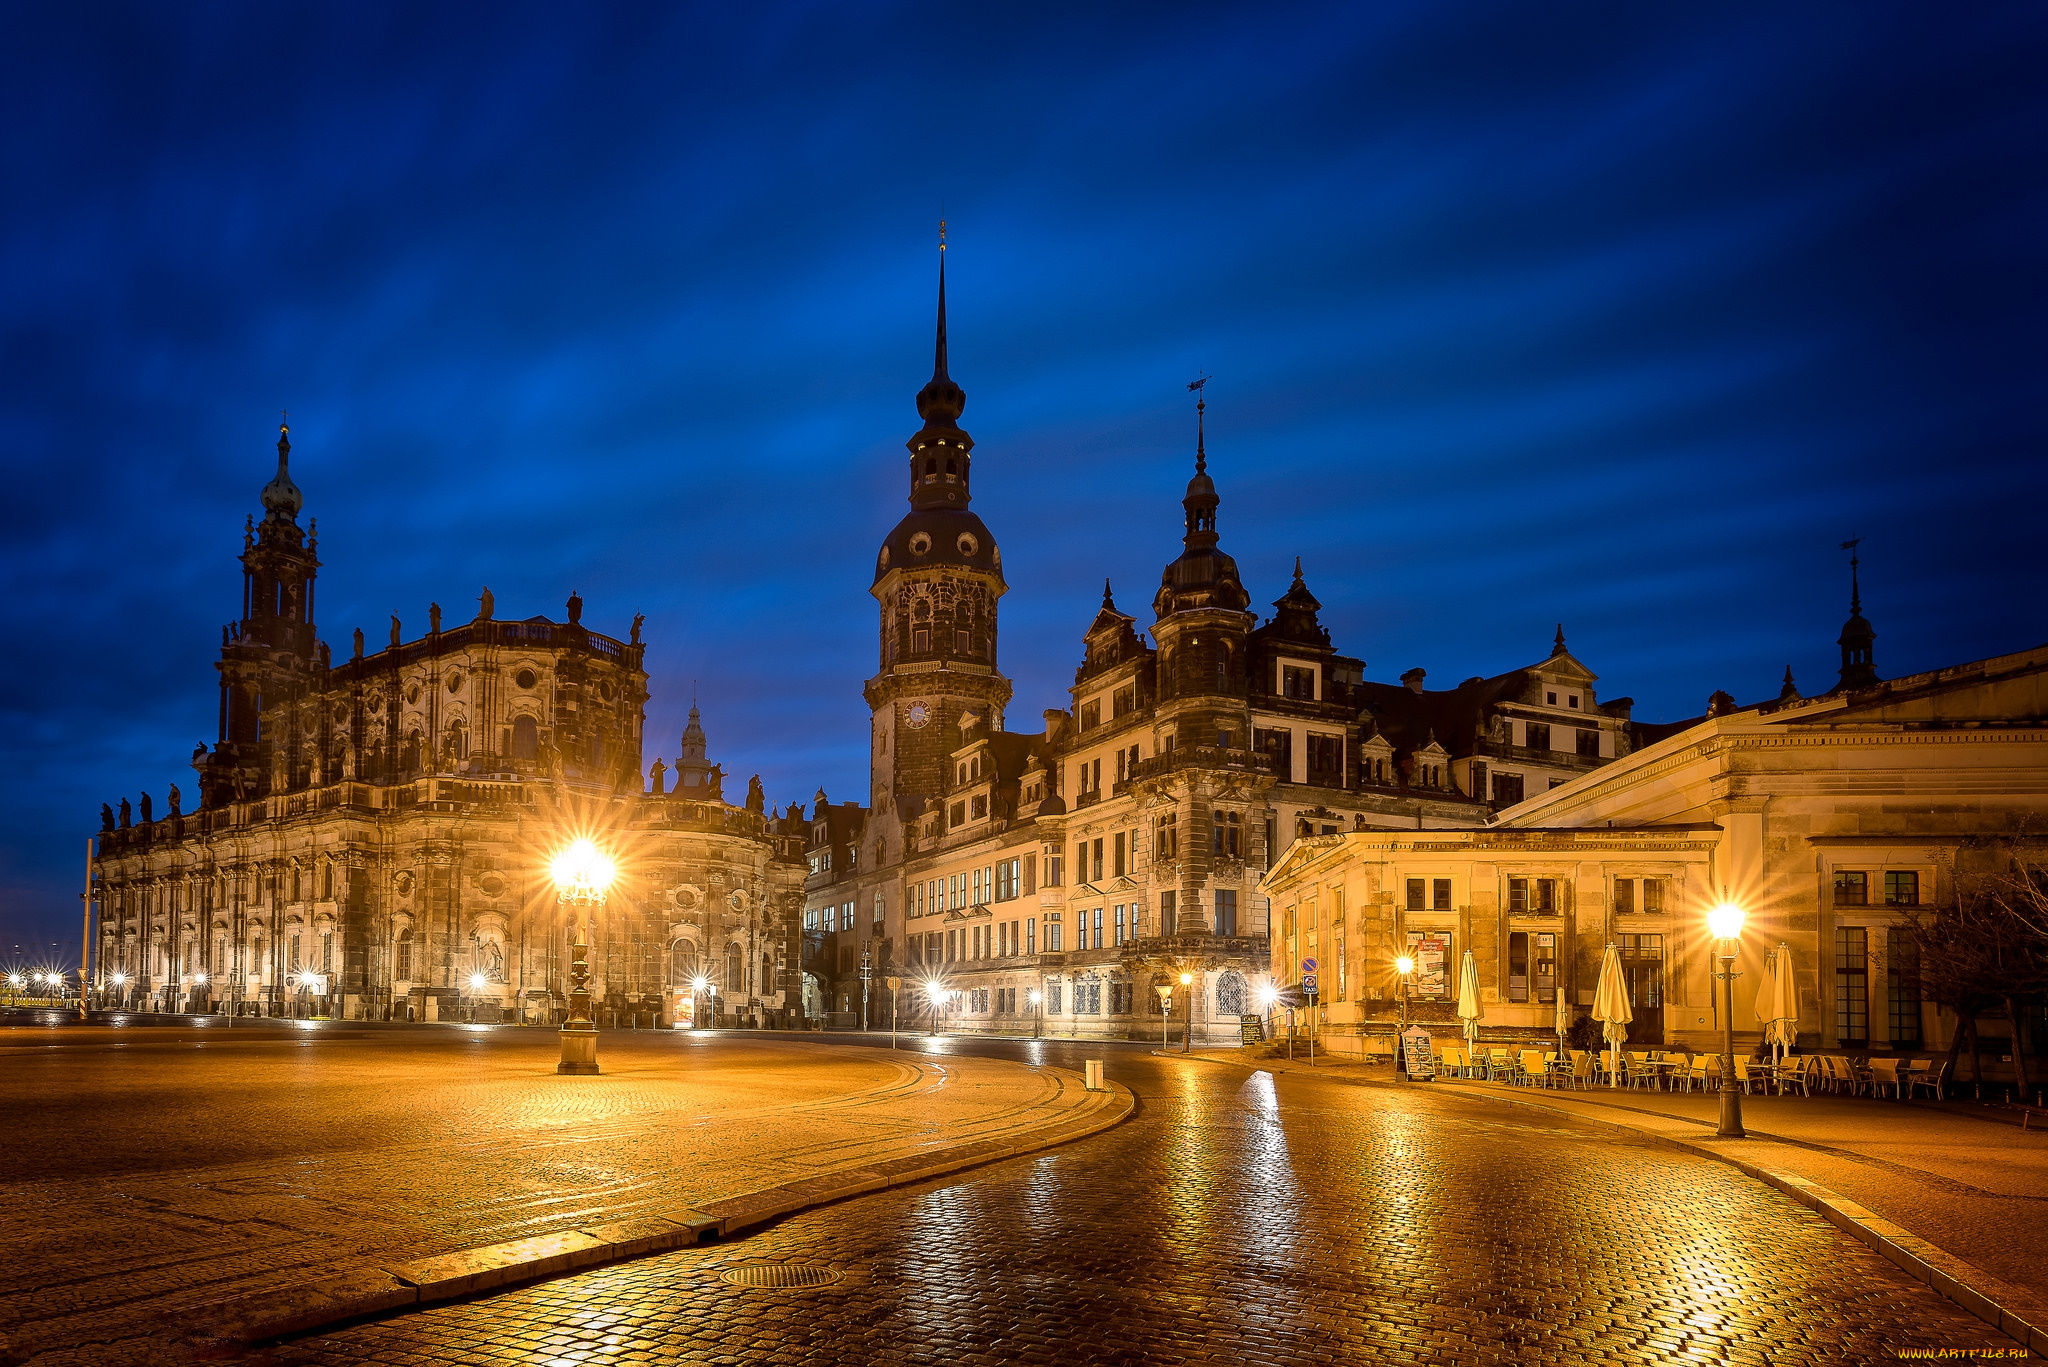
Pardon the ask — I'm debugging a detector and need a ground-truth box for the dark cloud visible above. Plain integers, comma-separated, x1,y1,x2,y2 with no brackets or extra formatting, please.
3,3,2045,947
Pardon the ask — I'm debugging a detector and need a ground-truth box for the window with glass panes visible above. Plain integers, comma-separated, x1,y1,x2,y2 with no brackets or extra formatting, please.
1886,927,1921,1046
1884,871,1920,906
1214,889,1238,936
1835,926,1869,1046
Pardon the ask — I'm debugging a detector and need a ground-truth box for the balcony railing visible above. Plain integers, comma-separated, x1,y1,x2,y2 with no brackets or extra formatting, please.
1129,746,1275,783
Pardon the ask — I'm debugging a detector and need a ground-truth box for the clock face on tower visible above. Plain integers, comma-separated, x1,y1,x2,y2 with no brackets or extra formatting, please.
905,700,930,729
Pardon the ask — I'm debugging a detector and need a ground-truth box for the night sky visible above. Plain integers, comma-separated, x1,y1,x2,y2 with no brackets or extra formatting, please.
3,5,2045,957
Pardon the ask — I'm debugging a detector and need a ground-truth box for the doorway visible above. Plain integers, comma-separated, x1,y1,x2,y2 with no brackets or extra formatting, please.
1618,934,1664,1045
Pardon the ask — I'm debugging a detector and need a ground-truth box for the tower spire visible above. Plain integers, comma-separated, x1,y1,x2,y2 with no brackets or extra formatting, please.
1835,537,1878,691
1189,373,1208,474
934,218,949,383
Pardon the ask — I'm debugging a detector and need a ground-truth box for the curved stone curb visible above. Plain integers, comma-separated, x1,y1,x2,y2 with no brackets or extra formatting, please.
167,1071,1134,1352
1168,1049,2048,1356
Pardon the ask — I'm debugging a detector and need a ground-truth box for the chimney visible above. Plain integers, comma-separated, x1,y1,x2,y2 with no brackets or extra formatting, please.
1401,668,1427,694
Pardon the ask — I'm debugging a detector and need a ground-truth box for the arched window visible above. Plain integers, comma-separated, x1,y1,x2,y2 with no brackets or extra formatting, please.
725,941,745,996
403,731,423,773
395,929,414,982
511,715,538,760
1216,971,1247,1016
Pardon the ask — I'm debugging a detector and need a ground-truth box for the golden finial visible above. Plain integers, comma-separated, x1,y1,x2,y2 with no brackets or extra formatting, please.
939,217,946,252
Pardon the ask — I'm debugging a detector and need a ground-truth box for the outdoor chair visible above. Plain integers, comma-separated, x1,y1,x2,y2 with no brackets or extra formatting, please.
1733,1058,1769,1095
1868,1057,1902,1099
1908,1058,1947,1100
1550,1050,1581,1087
1515,1049,1546,1087
1362,1039,1395,1065
1626,1051,1657,1090
1487,1047,1513,1081
1773,1054,1811,1097
1837,1055,1870,1097
1676,1053,1714,1094
1436,1046,1462,1077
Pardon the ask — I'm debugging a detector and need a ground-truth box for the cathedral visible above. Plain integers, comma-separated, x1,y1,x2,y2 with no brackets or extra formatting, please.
90,426,809,1026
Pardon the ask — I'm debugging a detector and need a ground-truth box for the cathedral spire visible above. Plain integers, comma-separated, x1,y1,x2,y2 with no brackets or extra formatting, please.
933,219,949,384
260,418,303,524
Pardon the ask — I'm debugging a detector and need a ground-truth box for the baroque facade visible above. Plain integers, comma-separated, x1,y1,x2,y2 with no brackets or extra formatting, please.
798,255,1663,1043
91,426,808,1025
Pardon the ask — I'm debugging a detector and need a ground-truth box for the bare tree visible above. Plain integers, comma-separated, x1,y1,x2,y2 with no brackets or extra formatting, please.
1899,841,2048,1098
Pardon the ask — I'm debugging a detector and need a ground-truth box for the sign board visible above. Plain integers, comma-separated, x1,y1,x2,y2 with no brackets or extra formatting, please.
1300,975,1318,996
1239,1013,1264,1045
1405,932,1450,999
885,976,902,991
1300,957,1318,973
1400,1025,1436,1080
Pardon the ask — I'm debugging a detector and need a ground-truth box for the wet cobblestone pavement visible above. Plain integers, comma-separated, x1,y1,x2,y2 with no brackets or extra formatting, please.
275,1037,2017,1366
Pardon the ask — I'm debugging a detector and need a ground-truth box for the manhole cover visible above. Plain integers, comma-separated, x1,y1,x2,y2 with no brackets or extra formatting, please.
717,1263,843,1290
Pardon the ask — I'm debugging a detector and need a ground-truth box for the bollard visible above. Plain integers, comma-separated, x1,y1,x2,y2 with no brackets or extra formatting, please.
1085,1059,1104,1092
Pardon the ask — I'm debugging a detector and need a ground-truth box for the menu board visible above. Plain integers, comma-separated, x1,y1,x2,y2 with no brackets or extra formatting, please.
1400,1025,1436,1080
1407,931,1451,998
1239,1014,1265,1045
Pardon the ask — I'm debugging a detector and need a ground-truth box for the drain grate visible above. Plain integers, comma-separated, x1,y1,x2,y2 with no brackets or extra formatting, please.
717,1263,844,1290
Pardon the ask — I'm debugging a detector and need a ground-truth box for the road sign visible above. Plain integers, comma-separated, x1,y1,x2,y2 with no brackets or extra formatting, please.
1301,957,1318,973
1301,974,1319,995
885,976,902,991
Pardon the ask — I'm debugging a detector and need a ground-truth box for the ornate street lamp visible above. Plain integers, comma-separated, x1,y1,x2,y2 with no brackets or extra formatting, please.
551,838,615,1075
1708,900,1747,1138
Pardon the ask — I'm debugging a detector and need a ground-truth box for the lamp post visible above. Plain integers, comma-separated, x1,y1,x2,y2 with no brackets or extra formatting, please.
1178,972,1194,1053
1257,983,1278,1045
466,973,486,1024
924,979,945,1037
690,976,711,1029
191,972,207,1016
1156,984,1173,1049
1028,988,1042,1040
1708,900,1747,1138
110,971,127,1011
551,839,614,1075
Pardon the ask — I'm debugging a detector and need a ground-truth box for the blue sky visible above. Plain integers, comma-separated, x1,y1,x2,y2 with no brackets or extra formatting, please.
3,4,2045,954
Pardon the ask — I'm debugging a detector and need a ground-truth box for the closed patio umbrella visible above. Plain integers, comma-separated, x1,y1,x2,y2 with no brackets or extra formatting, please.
1755,943,1798,1063
1554,972,1573,1050
1591,943,1632,1087
1457,950,1484,1048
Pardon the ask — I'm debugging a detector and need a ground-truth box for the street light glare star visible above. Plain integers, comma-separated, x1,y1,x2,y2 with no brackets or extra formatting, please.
1396,955,1416,975
550,838,616,894
1179,972,1193,986
1708,902,1746,940
691,976,709,992
468,974,486,990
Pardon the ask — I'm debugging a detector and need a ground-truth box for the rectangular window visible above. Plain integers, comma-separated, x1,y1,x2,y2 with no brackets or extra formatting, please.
1092,839,1105,883
1024,854,1037,894
1114,833,1127,878
1887,928,1921,1047
912,627,930,653
1508,931,1530,1002
1160,890,1177,937
1432,878,1452,911
804,908,819,931
1406,879,1425,912
1508,878,1528,913
1307,733,1343,784
1080,700,1101,731
1535,932,1557,1004
1114,905,1126,945
1214,889,1238,937
1576,728,1600,758
1112,684,1136,718
1536,879,1556,913
1834,871,1868,906
1048,982,1062,1014
956,629,971,655
824,905,838,933
1884,871,1920,907
1614,878,1634,915
1525,722,1551,751
1093,907,1104,949
1046,852,1062,887
874,892,886,924
1641,879,1665,914
1282,665,1316,700
1835,926,1869,1047
1076,842,1088,885
1027,917,1036,955
1491,772,1525,806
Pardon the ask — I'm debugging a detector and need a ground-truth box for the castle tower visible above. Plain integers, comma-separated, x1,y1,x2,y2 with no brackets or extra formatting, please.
863,234,1012,813
1149,386,1255,936
197,423,325,806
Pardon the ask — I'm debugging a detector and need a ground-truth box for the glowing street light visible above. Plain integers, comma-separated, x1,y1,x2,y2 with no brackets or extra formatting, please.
1179,971,1195,1054
689,975,716,1029
1028,987,1043,1040
1395,955,1417,1031
551,837,615,1075
923,978,947,1037
1709,899,1747,1138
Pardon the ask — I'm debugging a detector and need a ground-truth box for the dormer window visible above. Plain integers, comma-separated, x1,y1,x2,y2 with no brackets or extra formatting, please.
1079,700,1101,731
1568,694,1580,709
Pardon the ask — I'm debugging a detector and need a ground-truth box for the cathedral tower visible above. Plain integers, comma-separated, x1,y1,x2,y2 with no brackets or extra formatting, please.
198,423,326,806
864,236,1012,813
